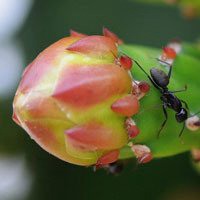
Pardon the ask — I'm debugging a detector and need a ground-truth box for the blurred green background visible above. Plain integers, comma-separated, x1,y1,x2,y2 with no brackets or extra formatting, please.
0,0,200,200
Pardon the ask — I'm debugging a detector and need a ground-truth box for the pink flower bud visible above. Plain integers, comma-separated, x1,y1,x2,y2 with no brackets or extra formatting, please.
13,31,143,166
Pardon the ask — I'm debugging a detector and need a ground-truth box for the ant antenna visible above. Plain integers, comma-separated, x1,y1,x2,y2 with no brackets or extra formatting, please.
119,51,163,92
133,59,163,92
132,59,151,77
171,85,187,94
156,58,172,67
156,58,173,79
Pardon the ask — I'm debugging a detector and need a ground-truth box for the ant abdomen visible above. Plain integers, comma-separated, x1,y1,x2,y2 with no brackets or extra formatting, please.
175,108,188,123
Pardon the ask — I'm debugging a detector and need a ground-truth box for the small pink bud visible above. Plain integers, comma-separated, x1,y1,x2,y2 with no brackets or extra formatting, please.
131,144,152,164
186,116,200,131
125,118,140,138
111,95,140,117
138,81,150,93
128,125,140,138
119,55,133,70
132,81,150,99
162,47,177,59
167,39,182,54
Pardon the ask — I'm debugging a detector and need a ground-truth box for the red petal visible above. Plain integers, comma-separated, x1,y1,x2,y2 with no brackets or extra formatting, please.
70,29,87,37
103,27,123,44
96,150,119,165
18,37,79,93
111,95,139,117
66,35,118,57
25,97,67,119
24,121,61,156
53,64,131,107
65,123,125,151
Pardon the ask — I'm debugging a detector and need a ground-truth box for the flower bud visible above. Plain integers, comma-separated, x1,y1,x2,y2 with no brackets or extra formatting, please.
13,30,141,166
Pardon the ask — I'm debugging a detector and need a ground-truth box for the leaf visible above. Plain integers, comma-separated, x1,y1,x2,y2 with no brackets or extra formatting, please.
119,43,200,159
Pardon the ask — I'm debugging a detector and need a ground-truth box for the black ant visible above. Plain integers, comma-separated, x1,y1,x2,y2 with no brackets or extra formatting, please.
130,57,189,137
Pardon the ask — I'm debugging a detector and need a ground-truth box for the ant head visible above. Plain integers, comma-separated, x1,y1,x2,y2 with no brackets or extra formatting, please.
175,108,188,123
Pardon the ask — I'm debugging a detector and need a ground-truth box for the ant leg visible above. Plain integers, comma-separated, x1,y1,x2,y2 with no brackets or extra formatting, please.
133,59,162,92
157,104,168,138
156,58,173,79
179,123,185,137
171,85,187,94
180,99,189,110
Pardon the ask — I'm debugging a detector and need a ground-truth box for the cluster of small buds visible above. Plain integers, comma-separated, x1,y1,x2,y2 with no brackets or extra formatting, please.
159,40,182,65
113,53,153,165
186,115,200,131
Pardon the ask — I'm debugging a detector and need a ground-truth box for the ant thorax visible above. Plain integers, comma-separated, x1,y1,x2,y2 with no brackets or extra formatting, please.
162,93,182,111
162,87,169,93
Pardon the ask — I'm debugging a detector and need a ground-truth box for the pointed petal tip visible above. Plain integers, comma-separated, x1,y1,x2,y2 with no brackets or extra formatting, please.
103,27,123,44
65,123,124,151
12,111,21,126
70,29,87,37
66,35,118,57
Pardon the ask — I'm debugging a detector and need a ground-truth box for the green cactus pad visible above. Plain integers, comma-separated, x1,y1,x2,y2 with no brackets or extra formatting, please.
119,43,200,160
